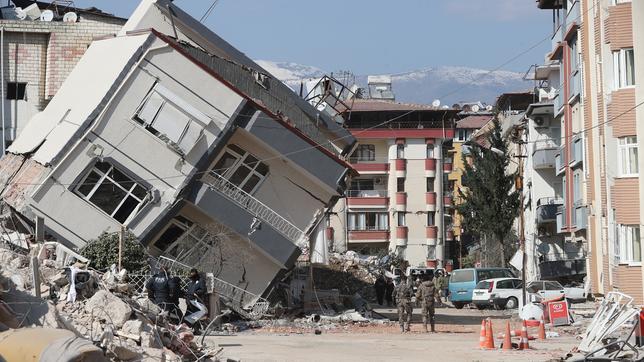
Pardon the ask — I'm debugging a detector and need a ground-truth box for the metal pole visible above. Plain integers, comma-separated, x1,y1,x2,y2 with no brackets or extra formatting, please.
517,140,527,306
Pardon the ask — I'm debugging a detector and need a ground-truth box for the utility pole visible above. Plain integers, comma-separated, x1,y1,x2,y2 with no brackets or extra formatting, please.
516,133,527,306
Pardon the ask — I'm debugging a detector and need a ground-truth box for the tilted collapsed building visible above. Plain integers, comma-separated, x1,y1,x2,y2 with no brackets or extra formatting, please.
0,0,356,309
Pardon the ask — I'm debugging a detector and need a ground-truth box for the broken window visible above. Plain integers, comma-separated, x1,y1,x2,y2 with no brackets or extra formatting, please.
6,82,26,100
76,161,148,224
349,144,375,162
212,144,269,194
135,85,209,155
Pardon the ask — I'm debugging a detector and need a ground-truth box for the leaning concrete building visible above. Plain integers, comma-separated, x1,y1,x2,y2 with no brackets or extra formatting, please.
0,0,355,310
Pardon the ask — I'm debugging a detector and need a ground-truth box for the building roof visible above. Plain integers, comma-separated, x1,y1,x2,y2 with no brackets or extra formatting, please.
340,99,453,113
11,0,127,20
456,115,494,129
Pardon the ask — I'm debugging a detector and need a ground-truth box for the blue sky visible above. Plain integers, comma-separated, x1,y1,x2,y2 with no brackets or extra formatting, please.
72,0,552,75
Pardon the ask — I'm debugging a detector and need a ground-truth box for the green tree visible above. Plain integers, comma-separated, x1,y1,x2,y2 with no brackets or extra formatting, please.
457,118,520,266
81,231,150,273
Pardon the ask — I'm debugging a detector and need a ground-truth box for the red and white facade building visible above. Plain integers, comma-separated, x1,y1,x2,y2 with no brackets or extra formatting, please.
327,99,458,268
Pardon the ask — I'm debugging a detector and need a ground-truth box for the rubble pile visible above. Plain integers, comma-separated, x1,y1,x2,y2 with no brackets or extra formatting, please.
0,246,224,361
314,251,391,300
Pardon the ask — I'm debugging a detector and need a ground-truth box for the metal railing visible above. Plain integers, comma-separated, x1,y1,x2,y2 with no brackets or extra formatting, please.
154,256,270,320
536,197,564,207
201,172,306,247
347,190,388,198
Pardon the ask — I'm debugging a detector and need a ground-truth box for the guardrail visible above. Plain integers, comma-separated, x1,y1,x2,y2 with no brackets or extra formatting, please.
347,190,388,197
202,172,305,247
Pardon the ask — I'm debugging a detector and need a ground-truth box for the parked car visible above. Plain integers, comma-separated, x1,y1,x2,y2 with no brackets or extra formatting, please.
472,278,523,310
448,268,516,309
526,280,566,301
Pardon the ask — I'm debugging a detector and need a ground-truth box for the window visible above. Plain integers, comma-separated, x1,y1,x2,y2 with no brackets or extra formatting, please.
427,212,435,226
397,177,405,192
397,212,406,227
154,216,194,252
545,281,563,291
613,48,635,89
496,279,516,289
350,178,375,191
397,144,405,159
426,177,435,192
350,144,375,162
135,85,210,154
619,136,639,176
348,212,388,231
573,172,581,204
6,82,26,100
426,144,434,158
618,225,641,263
450,269,474,283
456,129,468,142
212,144,269,193
427,245,436,260
76,161,148,224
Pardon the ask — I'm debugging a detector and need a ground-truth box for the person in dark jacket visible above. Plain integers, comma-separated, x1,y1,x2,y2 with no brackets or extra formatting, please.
374,275,386,305
145,267,182,322
185,269,207,315
385,277,395,307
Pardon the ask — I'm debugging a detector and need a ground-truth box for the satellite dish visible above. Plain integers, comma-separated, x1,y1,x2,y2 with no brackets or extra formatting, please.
23,3,41,20
442,105,449,109
14,7,26,20
471,104,480,113
431,99,441,108
63,12,77,23
40,9,54,22
486,105,493,111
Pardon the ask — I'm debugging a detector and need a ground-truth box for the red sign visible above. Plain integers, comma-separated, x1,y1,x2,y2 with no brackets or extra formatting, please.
548,300,570,326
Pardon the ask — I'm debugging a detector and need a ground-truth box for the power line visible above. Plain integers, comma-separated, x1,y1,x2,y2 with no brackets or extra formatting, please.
199,0,221,23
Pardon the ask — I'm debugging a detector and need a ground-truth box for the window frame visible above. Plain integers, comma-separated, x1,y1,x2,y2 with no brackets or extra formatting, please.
75,161,148,225
613,48,635,90
211,144,269,194
618,224,641,265
397,212,406,227
426,144,435,158
397,177,405,192
6,82,27,100
618,136,639,177
350,144,376,162
347,212,389,231
426,177,435,192
397,144,405,159
427,211,435,226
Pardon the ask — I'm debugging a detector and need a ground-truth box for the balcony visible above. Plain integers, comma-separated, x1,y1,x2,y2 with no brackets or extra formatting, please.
443,193,453,208
396,226,408,245
351,162,389,174
555,148,565,175
565,1,580,33
443,160,453,173
539,258,586,279
425,158,436,177
533,139,559,169
537,197,564,225
553,88,563,116
348,229,390,243
426,192,437,212
570,136,583,168
569,70,582,101
556,206,567,233
346,190,389,208
573,205,588,230
551,24,564,56
426,226,438,244
201,173,305,246
446,229,454,241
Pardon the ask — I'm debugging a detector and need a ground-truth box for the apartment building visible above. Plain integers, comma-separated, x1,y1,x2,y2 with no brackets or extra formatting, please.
327,99,458,268
536,0,644,303
0,0,355,311
0,1,126,153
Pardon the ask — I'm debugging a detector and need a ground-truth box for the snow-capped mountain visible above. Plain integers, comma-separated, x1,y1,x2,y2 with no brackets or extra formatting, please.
256,60,531,105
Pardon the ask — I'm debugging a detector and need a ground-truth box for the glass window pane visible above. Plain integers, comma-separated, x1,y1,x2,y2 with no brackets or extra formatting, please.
243,155,259,167
212,152,238,175
77,171,101,197
256,162,269,176
131,185,147,200
150,102,190,143
242,174,261,193
626,49,635,86
113,196,141,223
629,147,638,174
138,92,164,125
95,162,111,174
227,144,246,156
89,180,127,215
108,167,135,191
154,223,186,252
178,120,202,153
229,166,251,187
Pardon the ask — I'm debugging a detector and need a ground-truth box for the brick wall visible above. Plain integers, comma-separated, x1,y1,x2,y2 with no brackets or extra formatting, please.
0,14,124,141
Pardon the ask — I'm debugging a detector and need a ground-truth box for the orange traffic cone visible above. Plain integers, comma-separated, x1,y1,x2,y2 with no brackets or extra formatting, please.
519,320,530,350
538,317,546,340
483,318,495,350
502,321,512,350
479,319,486,348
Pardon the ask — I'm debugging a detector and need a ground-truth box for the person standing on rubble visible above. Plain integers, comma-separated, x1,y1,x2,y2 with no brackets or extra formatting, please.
416,274,438,333
145,266,182,322
186,269,207,313
394,275,413,332
374,274,386,306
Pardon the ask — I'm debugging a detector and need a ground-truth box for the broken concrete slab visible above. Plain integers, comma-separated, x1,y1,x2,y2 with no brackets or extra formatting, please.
85,290,132,328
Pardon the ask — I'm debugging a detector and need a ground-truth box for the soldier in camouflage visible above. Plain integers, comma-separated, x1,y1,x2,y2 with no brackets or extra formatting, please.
416,274,438,333
394,275,413,332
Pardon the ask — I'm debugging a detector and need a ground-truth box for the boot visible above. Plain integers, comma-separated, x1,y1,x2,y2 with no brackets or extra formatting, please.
430,322,436,333
405,323,410,332
423,324,428,333
400,324,405,333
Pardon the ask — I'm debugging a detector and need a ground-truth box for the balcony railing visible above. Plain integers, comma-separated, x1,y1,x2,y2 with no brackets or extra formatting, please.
202,173,305,246
574,205,588,230
533,139,559,169
556,206,566,233
351,162,389,173
536,197,564,224
555,147,565,175
553,88,563,115
347,190,388,198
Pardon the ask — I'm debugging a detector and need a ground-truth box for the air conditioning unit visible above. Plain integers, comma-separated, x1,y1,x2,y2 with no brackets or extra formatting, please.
374,177,384,185
533,116,550,128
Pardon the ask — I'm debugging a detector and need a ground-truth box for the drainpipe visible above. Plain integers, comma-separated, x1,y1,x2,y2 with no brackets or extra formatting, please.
437,140,444,268
1,27,4,155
